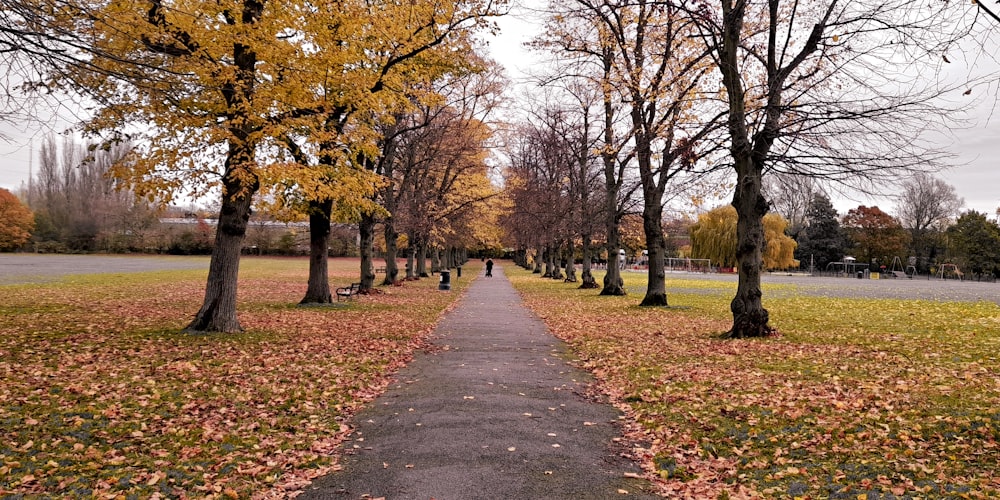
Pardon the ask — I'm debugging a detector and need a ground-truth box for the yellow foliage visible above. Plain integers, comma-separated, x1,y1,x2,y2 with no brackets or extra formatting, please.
690,206,738,267
763,212,799,269
60,0,501,208
0,188,34,251
690,205,798,270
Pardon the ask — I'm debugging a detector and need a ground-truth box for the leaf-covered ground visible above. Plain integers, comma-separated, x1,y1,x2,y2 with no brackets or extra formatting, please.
0,257,470,499
510,268,1000,499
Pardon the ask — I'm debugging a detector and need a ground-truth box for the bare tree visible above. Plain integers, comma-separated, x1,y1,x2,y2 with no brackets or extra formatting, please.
977,0,1000,24
559,83,606,288
566,0,729,306
534,1,645,296
694,0,981,337
0,3,122,128
507,84,607,286
503,115,577,278
763,173,819,239
28,136,156,251
895,173,964,273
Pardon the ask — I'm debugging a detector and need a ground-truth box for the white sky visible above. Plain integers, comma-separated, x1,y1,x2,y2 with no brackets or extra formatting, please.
2,4,998,218
0,123,39,191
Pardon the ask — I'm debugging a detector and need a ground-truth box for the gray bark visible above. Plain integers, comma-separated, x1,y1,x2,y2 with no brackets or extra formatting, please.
564,239,577,282
186,167,257,333
382,221,399,285
359,213,377,292
300,199,333,304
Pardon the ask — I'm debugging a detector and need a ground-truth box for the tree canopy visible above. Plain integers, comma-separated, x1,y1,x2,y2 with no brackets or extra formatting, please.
842,206,910,267
2,0,505,330
3,0,996,335
689,205,797,270
895,173,964,273
794,193,846,271
0,188,34,251
947,210,1000,278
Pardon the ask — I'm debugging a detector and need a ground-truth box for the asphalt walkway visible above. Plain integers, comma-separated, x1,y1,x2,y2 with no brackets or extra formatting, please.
301,264,657,499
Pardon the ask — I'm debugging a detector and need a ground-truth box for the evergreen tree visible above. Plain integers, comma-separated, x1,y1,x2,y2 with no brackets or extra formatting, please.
795,194,846,271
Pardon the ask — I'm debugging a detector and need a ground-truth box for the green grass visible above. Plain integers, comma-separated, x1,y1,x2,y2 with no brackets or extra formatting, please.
0,257,473,498
510,266,1000,498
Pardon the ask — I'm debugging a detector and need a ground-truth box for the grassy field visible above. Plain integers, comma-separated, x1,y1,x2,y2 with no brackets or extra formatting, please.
0,257,473,499
509,267,1000,499
4,258,998,499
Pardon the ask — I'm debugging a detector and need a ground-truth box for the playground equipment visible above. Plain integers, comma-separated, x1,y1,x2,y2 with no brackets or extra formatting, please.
665,258,713,273
889,256,910,279
825,256,867,276
937,263,963,280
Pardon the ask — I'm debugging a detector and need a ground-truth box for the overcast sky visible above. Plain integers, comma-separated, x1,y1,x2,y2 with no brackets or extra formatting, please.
2,5,997,218
0,123,37,192
486,5,1000,218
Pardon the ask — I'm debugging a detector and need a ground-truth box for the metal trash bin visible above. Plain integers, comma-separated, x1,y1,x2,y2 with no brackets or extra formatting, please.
439,270,451,291
457,266,462,277
857,271,863,279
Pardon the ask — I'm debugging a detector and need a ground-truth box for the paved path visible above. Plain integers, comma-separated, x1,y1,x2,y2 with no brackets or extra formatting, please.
632,270,1000,305
0,254,207,285
301,265,657,499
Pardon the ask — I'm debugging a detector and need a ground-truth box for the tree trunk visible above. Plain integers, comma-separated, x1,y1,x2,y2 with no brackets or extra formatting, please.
430,247,441,274
725,168,773,338
300,199,333,304
416,236,429,277
718,0,773,338
382,220,399,285
550,243,564,280
359,213,377,292
515,247,527,268
564,239,577,282
580,232,598,289
598,42,625,297
405,233,416,279
185,168,257,333
640,199,668,306
542,246,553,277
532,247,543,274
601,229,625,296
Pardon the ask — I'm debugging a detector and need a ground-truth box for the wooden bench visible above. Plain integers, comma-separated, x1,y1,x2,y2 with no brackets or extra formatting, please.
336,282,362,301
375,266,386,274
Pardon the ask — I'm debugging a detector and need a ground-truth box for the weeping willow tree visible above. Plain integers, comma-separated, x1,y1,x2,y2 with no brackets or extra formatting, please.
690,205,797,270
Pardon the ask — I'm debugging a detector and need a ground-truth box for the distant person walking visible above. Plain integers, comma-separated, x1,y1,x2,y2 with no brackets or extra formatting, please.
485,258,494,277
